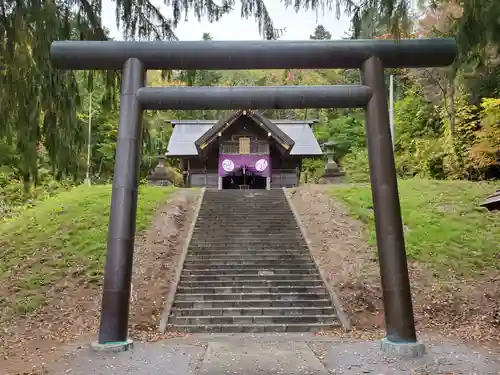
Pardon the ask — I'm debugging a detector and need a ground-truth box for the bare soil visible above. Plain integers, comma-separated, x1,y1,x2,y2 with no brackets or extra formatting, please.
0,188,200,375
288,184,500,347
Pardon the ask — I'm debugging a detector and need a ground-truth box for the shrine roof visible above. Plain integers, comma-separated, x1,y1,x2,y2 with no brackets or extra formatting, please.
166,115,322,157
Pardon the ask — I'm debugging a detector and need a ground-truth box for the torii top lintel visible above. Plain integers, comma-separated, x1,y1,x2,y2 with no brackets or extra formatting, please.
50,38,457,71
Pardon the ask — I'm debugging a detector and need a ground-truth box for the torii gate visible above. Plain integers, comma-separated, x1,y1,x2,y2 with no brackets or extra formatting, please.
50,37,456,356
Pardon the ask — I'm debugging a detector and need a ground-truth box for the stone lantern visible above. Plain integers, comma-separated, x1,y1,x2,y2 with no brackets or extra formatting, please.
321,140,345,184
147,154,174,186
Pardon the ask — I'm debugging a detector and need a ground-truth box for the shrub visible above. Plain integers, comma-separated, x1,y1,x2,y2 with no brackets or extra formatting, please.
341,148,370,182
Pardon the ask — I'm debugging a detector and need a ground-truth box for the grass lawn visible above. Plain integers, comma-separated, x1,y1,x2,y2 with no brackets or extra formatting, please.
331,179,500,276
0,184,174,314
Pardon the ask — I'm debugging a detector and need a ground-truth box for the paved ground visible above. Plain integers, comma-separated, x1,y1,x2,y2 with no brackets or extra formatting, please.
51,333,500,375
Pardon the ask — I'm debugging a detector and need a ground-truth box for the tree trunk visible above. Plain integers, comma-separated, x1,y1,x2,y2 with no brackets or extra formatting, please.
448,80,456,136
22,172,30,194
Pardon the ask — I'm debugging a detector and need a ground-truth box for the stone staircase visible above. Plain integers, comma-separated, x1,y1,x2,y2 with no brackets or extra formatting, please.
167,189,340,333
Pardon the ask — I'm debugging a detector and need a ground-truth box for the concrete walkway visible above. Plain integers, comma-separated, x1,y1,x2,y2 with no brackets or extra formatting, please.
52,333,500,375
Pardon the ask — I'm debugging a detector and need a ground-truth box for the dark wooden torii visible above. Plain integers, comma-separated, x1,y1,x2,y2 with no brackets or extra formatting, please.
50,38,457,355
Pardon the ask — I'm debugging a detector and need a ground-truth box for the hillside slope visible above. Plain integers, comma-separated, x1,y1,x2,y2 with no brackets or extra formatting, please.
289,180,500,345
0,185,172,317
0,185,201,375
332,179,500,274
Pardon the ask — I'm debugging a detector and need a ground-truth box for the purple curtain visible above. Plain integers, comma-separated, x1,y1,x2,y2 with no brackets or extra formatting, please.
218,154,271,177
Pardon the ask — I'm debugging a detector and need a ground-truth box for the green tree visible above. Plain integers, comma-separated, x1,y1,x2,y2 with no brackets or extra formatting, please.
310,24,332,40
0,0,287,190
314,115,365,161
3,0,500,193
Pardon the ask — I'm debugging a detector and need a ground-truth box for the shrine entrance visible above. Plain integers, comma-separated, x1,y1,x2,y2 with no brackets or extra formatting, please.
222,173,267,190
219,154,271,190
50,37,457,354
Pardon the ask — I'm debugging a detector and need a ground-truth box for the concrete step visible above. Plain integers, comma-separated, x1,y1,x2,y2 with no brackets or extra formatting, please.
189,236,304,240
200,202,288,204
190,234,304,239
198,213,293,216
179,279,324,288
200,204,287,206
173,299,332,309
188,244,308,249
182,261,315,268
195,218,295,222
193,228,298,232
189,248,309,256
186,251,312,263
167,322,338,333
188,241,306,246
203,195,286,197
180,273,319,282
183,260,314,267
199,203,289,207
187,245,309,251
193,229,300,234
196,219,297,222
194,223,299,227
197,212,291,215
198,211,290,213
197,207,290,209
191,237,301,241
195,216,293,220
186,250,311,257
168,314,338,325
191,230,301,235
184,255,312,263
192,231,299,234
202,195,285,198
201,198,286,200
198,206,289,208
167,189,337,335
200,200,287,203
195,217,296,221
175,292,328,301
170,306,335,317
196,211,293,214
176,286,326,294
194,227,296,231
187,246,307,251
202,201,288,203
200,207,290,210
182,268,319,275
186,250,310,255
194,223,296,227
187,242,307,248
192,225,299,229
202,197,286,199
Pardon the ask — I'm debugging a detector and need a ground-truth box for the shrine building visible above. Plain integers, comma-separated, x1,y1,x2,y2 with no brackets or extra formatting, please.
166,109,323,189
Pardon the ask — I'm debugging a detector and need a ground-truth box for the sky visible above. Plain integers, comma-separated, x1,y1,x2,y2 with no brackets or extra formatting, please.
101,0,352,41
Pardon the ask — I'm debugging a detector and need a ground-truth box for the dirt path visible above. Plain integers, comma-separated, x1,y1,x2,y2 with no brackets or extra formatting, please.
0,188,200,375
128,188,200,341
287,185,384,331
287,184,500,347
